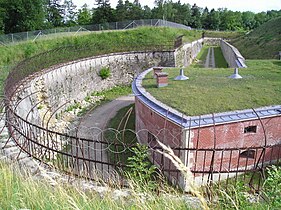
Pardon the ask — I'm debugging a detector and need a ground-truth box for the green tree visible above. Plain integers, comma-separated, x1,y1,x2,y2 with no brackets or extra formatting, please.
143,5,152,19
115,0,126,21
219,9,243,31
208,9,220,30
162,1,177,21
77,4,92,25
254,12,267,27
46,0,64,27
62,0,77,26
172,2,191,25
242,11,256,30
201,7,209,29
0,5,5,34
92,0,116,24
0,0,46,33
190,3,202,28
152,0,165,19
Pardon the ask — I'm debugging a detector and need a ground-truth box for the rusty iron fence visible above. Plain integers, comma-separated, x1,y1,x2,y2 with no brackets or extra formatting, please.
2,93,281,191
1,43,281,194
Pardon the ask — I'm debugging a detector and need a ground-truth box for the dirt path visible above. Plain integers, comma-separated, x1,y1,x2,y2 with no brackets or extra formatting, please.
72,95,134,182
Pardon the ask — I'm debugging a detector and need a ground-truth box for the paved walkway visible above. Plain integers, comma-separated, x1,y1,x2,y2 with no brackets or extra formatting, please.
204,47,216,68
72,95,135,182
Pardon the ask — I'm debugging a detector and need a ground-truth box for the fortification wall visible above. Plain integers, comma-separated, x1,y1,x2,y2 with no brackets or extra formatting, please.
175,38,204,67
133,67,281,190
220,40,247,68
13,51,175,128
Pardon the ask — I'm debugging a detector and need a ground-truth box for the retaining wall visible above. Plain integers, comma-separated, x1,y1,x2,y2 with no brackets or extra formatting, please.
220,39,247,68
12,51,175,128
175,38,204,67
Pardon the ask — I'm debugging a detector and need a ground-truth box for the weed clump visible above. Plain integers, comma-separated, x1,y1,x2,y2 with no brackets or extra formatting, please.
99,67,111,80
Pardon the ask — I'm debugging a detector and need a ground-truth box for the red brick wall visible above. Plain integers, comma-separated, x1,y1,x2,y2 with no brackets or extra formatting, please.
135,97,183,183
190,116,281,175
135,96,281,184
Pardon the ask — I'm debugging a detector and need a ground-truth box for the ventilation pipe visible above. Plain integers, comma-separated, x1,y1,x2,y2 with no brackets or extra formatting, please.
174,68,189,80
229,68,242,79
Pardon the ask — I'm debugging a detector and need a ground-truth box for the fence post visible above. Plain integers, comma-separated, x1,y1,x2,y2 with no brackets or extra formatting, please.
27,32,29,41
11,34,14,43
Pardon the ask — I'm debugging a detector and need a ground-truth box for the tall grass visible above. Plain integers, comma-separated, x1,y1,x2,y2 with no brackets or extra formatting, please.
0,161,193,209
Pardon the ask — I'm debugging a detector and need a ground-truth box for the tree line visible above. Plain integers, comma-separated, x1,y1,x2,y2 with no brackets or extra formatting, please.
0,0,280,34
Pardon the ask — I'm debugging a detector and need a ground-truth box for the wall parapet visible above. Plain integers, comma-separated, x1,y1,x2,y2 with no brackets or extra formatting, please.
174,38,204,67
220,39,247,68
132,68,281,129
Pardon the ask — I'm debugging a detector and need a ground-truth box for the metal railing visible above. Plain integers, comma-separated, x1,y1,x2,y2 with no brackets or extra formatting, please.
2,94,281,191
0,19,191,46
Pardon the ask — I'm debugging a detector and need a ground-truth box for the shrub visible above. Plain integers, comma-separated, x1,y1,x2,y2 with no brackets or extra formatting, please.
99,67,111,79
263,165,281,207
126,144,157,192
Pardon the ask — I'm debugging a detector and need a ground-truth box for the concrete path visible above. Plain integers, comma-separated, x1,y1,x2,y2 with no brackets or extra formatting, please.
204,47,216,68
72,95,135,182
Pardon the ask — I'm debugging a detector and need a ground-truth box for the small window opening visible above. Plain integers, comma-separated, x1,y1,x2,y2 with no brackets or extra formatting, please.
244,126,257,133
239,150,255,159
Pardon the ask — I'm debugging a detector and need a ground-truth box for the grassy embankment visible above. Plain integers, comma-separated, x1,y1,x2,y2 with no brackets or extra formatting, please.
231,16,281,59
0,26,202,95
143,60,281,116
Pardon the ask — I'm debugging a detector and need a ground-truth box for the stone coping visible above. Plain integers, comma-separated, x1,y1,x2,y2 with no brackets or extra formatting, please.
132,67,281,129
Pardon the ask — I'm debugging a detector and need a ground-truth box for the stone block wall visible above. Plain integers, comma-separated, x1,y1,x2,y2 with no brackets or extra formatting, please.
220,40,247,68
13,51,175,127
175,38,204,67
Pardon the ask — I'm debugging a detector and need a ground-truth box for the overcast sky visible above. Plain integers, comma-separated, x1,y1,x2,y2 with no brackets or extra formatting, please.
72,0,281,13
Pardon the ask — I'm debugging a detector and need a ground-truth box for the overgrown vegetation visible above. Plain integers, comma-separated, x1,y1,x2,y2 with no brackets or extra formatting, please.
3,158,281,209
104,105,165,193
0,161,189,209
143,60,281,116
126,144,158,192
99,67,111,79
231,16,281,59
65,85,132,116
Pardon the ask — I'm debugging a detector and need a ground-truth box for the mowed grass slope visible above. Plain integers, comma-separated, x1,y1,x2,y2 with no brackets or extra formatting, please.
231,17,281,59
143,60,281,116
0,27,202,94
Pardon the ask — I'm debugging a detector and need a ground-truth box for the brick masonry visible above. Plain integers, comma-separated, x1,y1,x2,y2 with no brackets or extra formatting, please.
133,67,281,190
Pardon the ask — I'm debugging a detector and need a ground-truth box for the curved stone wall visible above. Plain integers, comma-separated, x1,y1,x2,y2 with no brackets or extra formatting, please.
11,51,175,128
